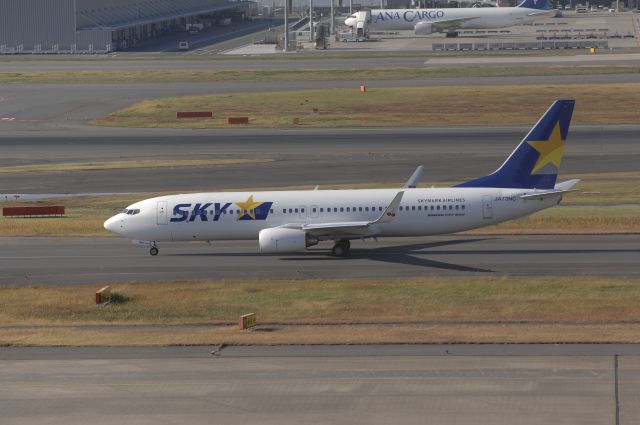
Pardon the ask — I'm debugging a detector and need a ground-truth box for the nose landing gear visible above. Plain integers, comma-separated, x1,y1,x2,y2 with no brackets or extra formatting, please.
149,244,159,256
331,239,351,257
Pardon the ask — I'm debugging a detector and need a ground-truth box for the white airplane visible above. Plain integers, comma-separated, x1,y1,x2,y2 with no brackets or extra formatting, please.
104,100,577,257
344,0,551,37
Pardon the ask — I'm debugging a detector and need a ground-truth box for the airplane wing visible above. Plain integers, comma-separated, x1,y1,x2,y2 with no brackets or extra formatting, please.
520,179,580,200
281,191,404,237
429,16,478,31
404,166,424,189
527,10,553,16
414,16,478,34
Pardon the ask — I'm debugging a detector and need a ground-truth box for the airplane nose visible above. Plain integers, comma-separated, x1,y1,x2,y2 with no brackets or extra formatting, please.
103,215,121,233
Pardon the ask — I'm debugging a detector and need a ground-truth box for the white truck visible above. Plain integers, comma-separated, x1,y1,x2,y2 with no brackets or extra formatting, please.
336,30,366,42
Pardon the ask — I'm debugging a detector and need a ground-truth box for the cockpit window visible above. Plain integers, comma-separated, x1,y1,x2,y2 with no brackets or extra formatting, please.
122,209,140,215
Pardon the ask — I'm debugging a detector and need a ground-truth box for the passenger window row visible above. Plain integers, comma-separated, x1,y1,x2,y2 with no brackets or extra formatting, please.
398,205,466,211
200,204,465,216
282,206,384,214
207,208,274,215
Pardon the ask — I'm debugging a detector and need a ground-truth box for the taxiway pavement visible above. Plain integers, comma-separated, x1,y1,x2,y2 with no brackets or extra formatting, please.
2,53,640,72
1,344,638,425
1,235,638,285
0,126,638,193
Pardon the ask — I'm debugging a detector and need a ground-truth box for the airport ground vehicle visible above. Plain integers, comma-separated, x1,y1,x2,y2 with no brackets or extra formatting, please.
336,31,366,42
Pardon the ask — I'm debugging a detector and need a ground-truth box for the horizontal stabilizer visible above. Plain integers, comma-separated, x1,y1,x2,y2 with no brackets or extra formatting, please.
554,179,580,191
520,179,579,200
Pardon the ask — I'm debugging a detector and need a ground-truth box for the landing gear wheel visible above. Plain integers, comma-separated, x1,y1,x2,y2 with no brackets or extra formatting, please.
446,32,459,38
331,240,350,257
149,246,159,256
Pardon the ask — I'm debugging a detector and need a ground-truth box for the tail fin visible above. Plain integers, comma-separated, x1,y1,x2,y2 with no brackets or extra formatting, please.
517,0,550,9
456,99,575,190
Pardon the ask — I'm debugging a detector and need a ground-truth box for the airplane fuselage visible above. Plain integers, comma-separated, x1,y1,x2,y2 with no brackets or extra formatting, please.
358,7,549,31
106,187,560,243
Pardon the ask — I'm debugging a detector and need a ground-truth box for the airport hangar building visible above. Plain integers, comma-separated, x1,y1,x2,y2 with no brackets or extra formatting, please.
0,0,254,54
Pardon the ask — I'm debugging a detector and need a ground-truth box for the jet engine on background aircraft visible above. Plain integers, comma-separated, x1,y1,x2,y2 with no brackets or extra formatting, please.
414,22,434,35
258,228,317,253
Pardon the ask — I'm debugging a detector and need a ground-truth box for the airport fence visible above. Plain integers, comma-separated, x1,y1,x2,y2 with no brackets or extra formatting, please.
432,40,609,51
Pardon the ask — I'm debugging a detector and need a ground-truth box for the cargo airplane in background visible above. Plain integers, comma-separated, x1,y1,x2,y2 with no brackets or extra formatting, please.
104,100,577,257
345,0,551,37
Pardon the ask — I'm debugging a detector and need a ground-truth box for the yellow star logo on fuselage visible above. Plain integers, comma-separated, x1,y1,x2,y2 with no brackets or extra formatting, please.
235,195,263,220
528,123,565,174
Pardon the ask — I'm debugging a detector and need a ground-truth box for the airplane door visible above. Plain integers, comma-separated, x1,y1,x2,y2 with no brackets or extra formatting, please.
157,201,168,225
482,195,493,219
310,205,319,219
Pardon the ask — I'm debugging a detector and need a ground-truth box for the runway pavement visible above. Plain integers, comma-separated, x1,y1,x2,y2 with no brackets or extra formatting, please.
1,74,639,132
2,53,640,72
1,344,639,425
0,57,428,71
0,125,638,193
1,235,638,285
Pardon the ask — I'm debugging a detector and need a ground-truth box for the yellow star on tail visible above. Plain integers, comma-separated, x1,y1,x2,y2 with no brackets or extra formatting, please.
528,123,565,174
235,195,263,220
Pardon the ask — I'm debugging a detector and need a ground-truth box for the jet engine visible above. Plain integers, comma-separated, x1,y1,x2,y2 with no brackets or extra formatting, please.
414,22,434,35
258,228,317,253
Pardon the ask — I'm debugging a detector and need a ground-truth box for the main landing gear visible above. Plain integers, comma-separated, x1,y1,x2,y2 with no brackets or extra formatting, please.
446,31,459,38
149,243,159,256
331,239,351,257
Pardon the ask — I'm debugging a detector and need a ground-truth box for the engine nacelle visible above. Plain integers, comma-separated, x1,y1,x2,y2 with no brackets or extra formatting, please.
259,227,312,253
414,22,434,35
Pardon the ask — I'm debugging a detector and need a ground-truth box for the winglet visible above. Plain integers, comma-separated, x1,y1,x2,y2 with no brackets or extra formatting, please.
404,166,424,189
371,191,404,225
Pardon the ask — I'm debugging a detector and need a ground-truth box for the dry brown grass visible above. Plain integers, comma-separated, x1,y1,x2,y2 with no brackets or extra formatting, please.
92,83,640,128
0,194,149,237
466,207,640,234
3,276,640,345
2,65,638,84
2,277,640,326
3,324,640,346
0,158,271,174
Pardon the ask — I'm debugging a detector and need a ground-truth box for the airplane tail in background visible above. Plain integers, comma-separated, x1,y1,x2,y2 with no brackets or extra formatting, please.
516,0,550,9
456,99,575,190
